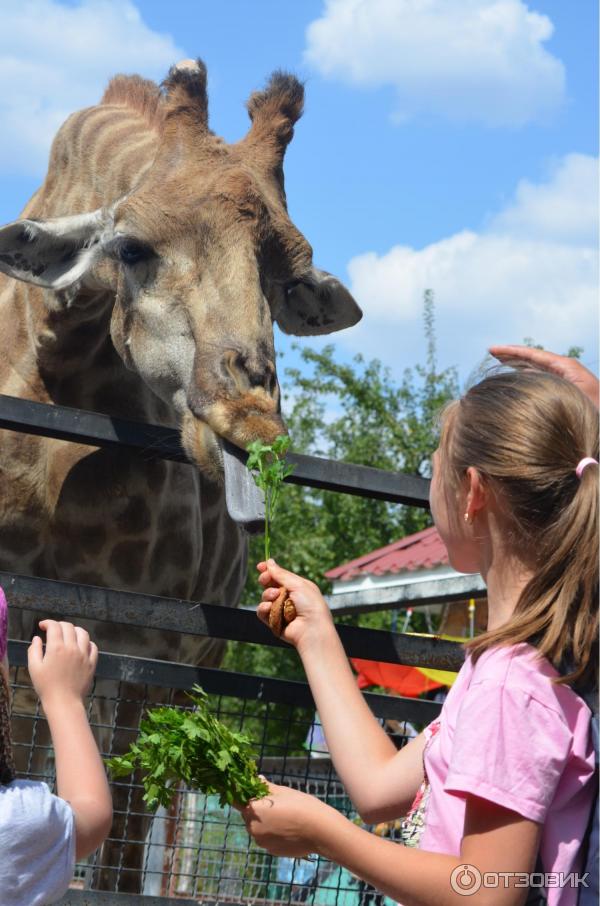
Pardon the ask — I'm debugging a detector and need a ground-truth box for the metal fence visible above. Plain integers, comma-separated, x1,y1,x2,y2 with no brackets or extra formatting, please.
1,393,464,904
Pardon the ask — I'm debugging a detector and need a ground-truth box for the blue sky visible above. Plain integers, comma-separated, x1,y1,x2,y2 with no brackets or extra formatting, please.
0,0,597,386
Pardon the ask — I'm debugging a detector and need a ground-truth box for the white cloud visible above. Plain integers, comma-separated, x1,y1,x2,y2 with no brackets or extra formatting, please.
0,0,183,174
341,153,599,377
489,154,598,244
305,0,565,126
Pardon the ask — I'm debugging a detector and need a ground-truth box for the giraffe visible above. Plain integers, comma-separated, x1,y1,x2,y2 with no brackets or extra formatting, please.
0,59,361,891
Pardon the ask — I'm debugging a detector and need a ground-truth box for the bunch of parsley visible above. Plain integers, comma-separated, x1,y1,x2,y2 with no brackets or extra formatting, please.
106,685,269,810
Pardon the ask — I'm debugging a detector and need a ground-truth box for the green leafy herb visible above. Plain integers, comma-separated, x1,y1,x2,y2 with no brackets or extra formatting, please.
246,435,295,562
106,685,269,810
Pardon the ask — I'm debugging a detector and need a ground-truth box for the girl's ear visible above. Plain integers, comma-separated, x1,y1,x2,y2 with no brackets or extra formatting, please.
465,466,487,520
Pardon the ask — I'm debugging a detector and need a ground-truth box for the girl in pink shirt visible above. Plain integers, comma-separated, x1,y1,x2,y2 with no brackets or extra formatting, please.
240,367,598,906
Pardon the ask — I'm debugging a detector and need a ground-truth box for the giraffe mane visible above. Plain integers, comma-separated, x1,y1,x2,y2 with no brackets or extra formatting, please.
100,74,165,130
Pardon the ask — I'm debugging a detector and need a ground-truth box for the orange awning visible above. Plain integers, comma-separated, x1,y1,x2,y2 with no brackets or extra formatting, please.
351,659,450,696
351,634,461,697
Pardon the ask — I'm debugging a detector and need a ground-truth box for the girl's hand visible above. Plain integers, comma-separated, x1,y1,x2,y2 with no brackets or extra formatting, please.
27,620,98,709
256,560,335,652
239,781,335,858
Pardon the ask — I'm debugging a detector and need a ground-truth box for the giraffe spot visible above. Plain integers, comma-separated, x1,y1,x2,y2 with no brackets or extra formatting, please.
52,524,107,566
30,553,49,576
199,474,223,509
145,459,167,493
149,533,194,582
116,497,151,535
157,506,190,534
109,539,149,586
78,523,107,554
0,524,40,556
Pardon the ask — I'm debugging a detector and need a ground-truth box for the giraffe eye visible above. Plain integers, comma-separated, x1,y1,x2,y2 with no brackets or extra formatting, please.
115,238,155,266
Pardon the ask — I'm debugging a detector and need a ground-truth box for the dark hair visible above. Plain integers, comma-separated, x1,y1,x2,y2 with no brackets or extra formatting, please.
439,369,598,690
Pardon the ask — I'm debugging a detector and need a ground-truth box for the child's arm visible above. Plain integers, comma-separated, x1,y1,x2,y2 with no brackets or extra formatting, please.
257,560,426,820
27,620,113,860
241,782,541,906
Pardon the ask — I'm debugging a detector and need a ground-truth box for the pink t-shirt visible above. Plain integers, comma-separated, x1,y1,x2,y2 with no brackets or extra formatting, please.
401,643,595,906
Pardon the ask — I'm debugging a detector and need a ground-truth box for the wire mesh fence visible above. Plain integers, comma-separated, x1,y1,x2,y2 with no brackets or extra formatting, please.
8,640,439,905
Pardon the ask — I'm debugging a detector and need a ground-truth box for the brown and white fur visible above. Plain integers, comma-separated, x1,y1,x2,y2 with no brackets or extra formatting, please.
0,59,361,890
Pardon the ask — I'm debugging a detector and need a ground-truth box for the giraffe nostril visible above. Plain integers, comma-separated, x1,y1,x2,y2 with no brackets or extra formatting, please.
266,366,277,395
221,349,278,397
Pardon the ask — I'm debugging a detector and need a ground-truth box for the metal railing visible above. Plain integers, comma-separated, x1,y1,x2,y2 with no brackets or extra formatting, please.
0,394,430,506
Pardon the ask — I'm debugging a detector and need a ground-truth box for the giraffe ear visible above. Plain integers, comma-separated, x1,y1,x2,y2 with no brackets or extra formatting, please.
0,209,109,290
276,268,363,336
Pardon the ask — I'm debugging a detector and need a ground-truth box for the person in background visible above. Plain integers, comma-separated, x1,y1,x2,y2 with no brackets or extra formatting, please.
0,589,112,905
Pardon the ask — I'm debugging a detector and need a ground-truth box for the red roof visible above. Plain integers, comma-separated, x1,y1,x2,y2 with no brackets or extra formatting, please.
325,525,449,582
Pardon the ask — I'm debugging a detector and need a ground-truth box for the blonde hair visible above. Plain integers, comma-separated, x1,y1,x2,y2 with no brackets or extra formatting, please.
439,369,598,690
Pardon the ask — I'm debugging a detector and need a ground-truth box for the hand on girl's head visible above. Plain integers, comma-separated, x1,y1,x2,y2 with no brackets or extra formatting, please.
27,620,98,707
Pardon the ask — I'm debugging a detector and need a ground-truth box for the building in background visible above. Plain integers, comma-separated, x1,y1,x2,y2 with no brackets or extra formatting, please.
325,526,488,697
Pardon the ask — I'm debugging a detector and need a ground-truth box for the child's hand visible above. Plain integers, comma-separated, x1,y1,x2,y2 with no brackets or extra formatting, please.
27,620,98,709
256,559,335,652
239,780,334,858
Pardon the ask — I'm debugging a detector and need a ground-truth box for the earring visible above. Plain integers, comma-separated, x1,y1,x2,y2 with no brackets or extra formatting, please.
463,512,473,525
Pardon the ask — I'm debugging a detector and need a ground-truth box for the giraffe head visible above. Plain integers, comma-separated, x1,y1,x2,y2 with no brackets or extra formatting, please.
0,60,361,482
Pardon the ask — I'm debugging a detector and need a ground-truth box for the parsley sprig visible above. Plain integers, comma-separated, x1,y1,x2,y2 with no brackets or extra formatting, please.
246,435,295,562
106,685,269,810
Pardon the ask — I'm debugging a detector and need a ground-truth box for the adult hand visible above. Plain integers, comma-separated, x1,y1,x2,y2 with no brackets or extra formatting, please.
256,559,335,652
489,345,599,409
28,620,98,709
239,780,335,858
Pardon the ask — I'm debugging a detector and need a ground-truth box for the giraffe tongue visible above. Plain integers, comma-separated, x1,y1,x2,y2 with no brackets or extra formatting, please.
222,440,266,535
